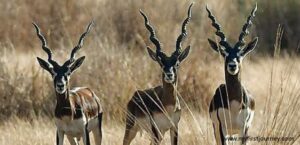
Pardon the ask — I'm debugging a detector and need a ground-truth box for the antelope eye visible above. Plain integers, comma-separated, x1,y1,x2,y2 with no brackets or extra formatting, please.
52,73,57,78
65,71,71,76
173,67,177,72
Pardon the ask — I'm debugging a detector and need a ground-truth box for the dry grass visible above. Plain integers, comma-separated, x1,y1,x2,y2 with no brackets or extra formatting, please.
0,43,299,145
0,0,299,144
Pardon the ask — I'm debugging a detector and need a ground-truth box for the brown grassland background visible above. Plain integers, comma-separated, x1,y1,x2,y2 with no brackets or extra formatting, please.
0,0,299,144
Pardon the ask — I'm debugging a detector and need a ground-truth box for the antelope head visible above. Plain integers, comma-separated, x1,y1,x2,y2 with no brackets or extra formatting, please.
206,4,258,75
140,3,193,83
34,22,93,94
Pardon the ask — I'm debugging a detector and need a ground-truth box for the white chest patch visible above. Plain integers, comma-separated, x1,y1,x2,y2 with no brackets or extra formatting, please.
210,100,254,135
230,100,254,128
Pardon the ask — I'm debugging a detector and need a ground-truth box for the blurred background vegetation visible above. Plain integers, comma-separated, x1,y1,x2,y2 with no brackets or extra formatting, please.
0,0,299,54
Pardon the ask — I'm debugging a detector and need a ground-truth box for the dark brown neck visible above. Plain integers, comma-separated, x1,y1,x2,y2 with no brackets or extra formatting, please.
161,74,178,106
225,67,243,101
56,90,70,107
55,87,72,118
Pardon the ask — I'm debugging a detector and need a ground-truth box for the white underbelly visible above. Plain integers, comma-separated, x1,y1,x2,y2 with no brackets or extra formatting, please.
55,116,99,137
136,111,181,134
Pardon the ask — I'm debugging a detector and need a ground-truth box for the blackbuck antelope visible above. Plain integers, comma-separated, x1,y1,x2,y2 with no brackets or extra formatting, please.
123,4,193,145
34,22,102,145
206,4,258,145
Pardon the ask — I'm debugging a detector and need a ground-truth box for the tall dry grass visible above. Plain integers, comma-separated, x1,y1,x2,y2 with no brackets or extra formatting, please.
0,0,299,144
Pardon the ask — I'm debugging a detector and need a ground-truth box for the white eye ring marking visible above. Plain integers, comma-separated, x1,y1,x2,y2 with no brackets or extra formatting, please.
175,61,180,67
219,47,229,56
65,68,71,76
239,56,244,62
157,57,164,66
50,68,57,78
224,51,229,56
237,51,243,57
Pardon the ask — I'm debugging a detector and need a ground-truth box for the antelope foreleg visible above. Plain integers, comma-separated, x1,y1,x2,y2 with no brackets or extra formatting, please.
83,124,91,145
56,130,64,145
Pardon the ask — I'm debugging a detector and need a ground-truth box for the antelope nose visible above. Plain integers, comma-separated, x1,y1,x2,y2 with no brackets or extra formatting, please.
166,73,173,78
229,64,236,69
57,83,64,88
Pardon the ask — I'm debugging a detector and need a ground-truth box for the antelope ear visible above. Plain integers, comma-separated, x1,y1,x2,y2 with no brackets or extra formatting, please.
178,45,191,62
240,37,258,56
146,46,157,61
37,57,54,75
208,38,219,52
208,38,228,57
69,56,85,73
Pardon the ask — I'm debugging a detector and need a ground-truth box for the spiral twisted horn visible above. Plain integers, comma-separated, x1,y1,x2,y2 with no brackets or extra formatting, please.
206,6,230,48
235,4,257,48
64,21,94,66
140,10,162,54
33,23,58,67
175,3,193,54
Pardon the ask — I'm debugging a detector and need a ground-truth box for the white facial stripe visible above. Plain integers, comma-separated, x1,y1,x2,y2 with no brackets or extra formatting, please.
50,68,57,78
62,79,66,84
65,68,71,76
